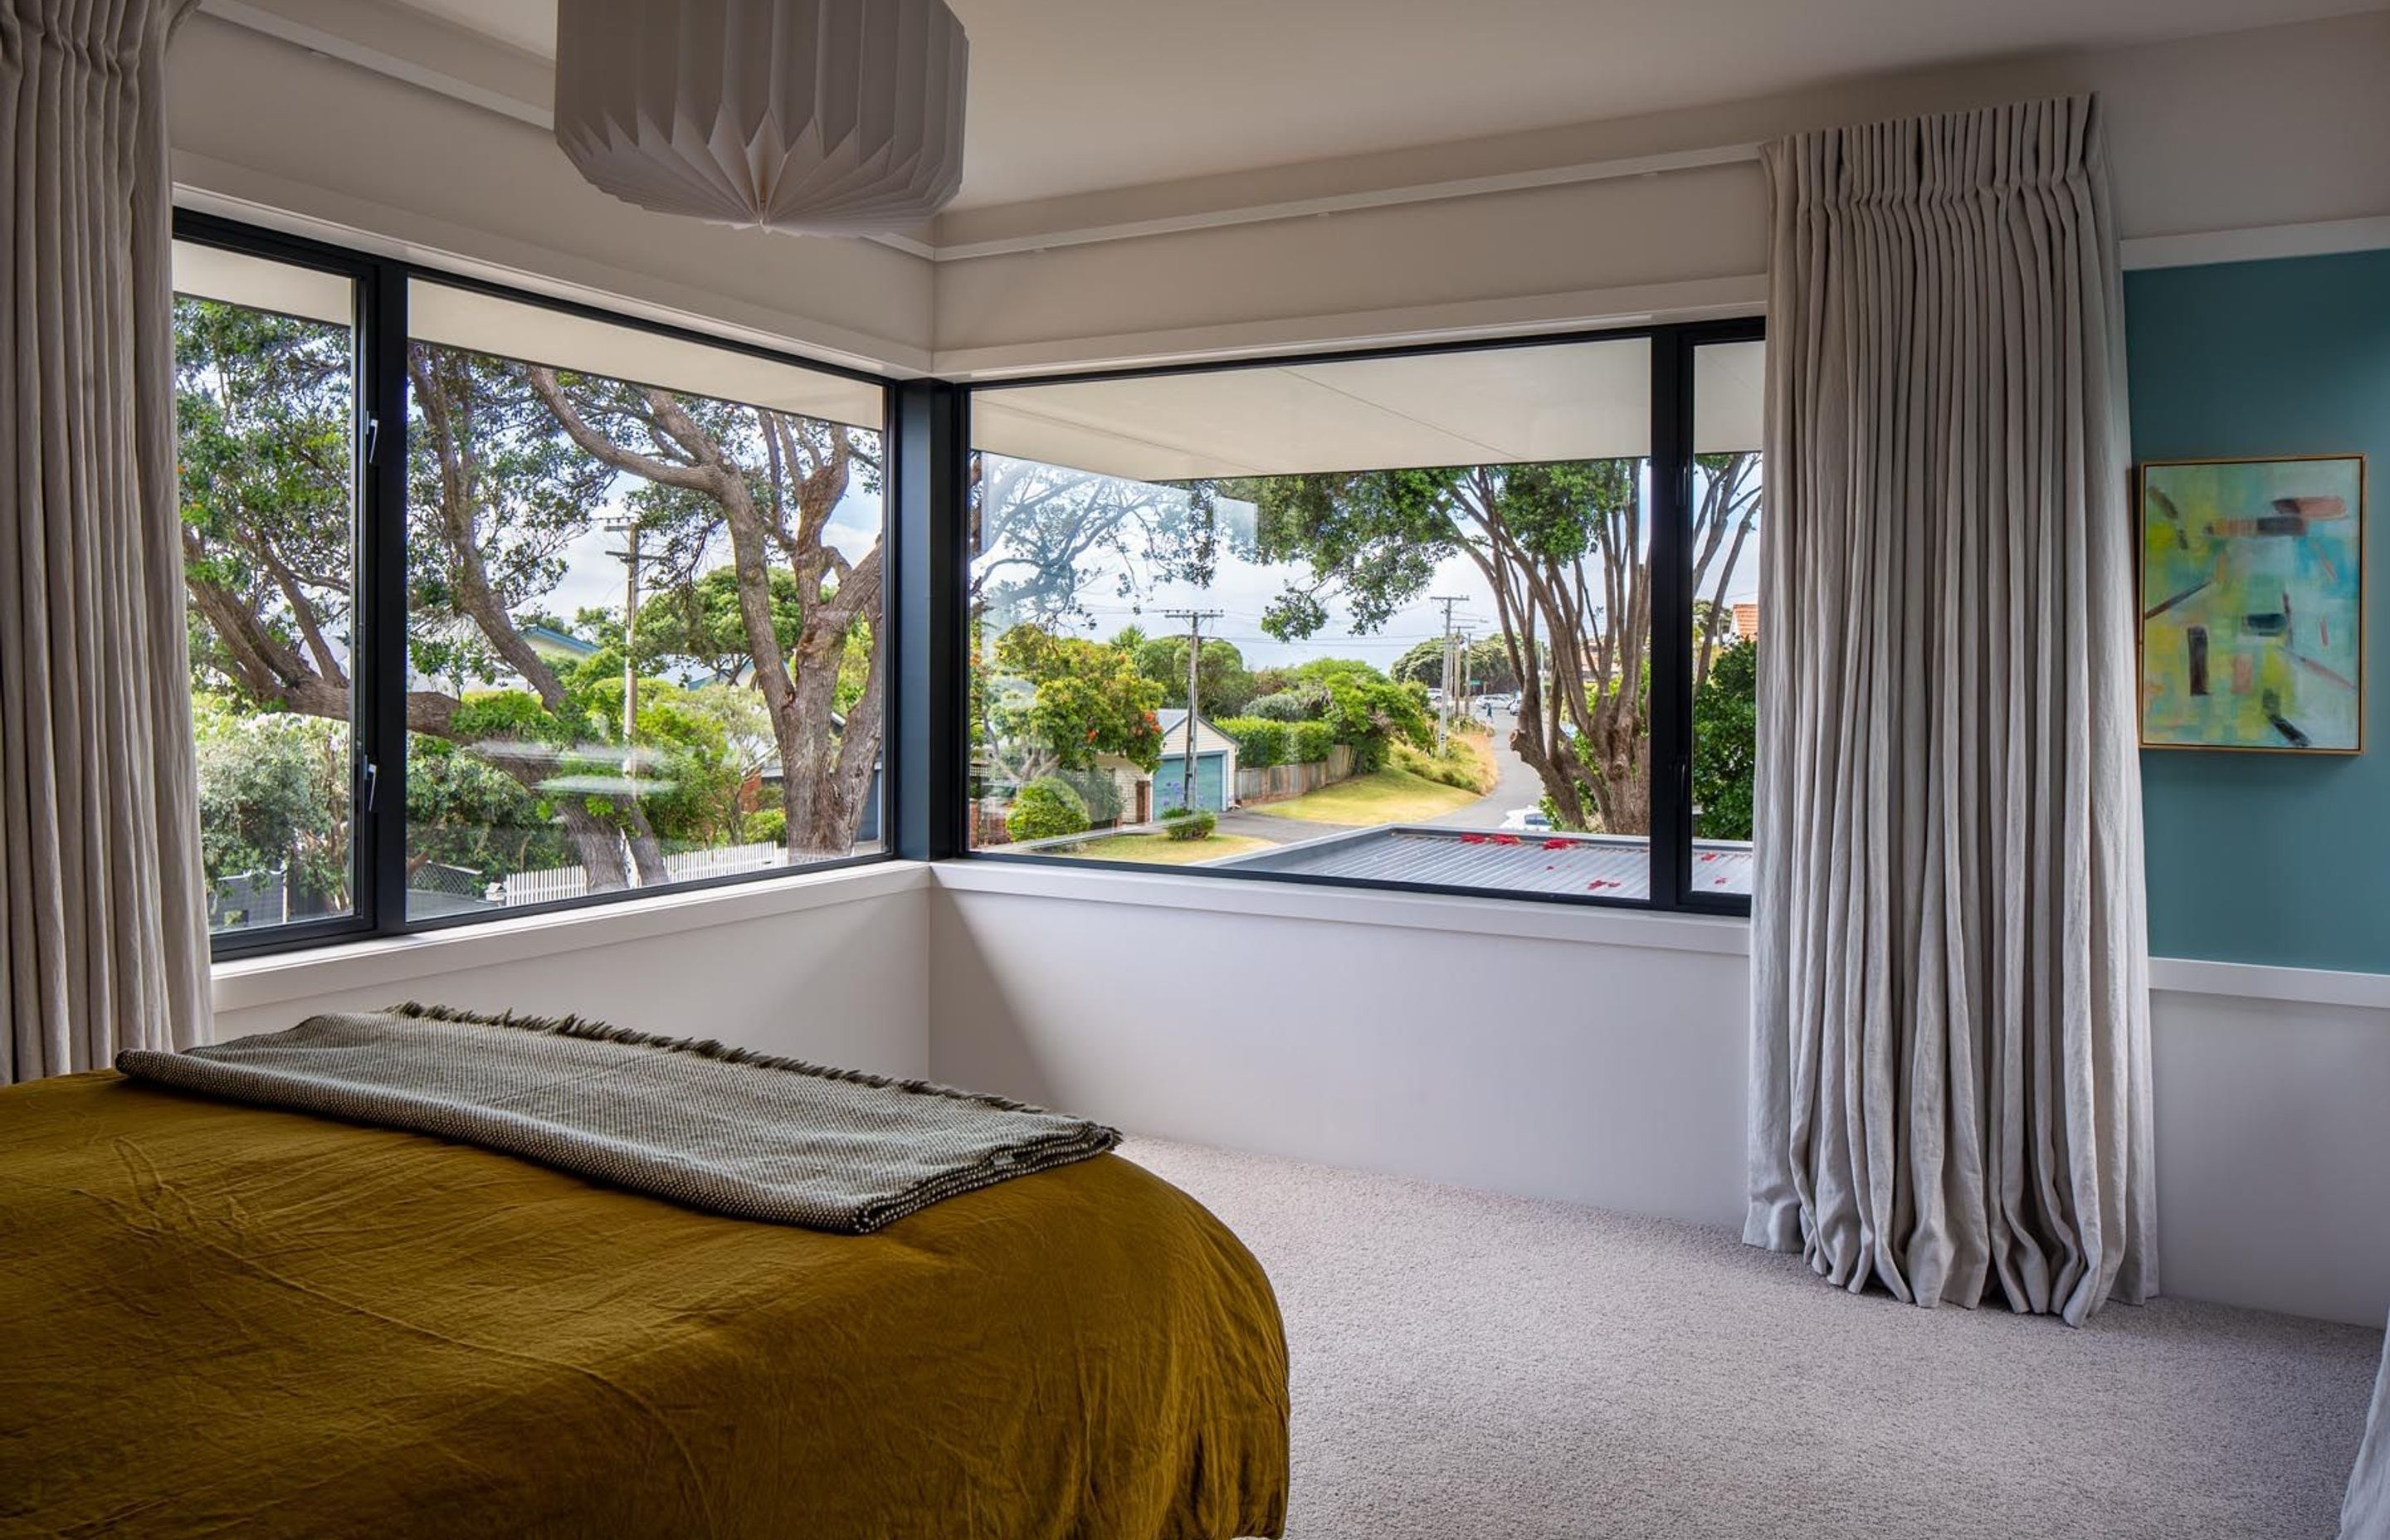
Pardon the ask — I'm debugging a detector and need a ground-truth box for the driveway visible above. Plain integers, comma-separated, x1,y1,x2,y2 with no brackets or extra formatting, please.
1424,709,1544,830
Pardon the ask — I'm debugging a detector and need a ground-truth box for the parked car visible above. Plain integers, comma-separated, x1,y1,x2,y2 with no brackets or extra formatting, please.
1499,805,1552,832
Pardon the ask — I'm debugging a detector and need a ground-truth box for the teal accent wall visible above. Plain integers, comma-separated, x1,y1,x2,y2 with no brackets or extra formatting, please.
2128,248,2390,972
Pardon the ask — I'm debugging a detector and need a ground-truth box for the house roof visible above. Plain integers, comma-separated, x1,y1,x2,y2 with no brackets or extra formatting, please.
1212,826,1754,899
520,622,598,658
1155,708,1227,743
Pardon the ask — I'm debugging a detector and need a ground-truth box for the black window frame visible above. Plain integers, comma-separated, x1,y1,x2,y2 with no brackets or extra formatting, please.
955,316,1766,919
179,210,905,960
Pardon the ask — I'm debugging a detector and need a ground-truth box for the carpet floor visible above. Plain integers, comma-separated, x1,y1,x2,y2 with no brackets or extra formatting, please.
1119,1138,2382,1540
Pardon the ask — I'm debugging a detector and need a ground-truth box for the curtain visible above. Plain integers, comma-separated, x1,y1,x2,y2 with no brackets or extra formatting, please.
2346,1314,2390,1539
1743,96,2154,1325
1,0,208,1082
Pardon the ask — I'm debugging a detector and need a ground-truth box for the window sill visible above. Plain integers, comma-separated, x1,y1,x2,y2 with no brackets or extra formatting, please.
933,856,1753,957
212,860,932,1013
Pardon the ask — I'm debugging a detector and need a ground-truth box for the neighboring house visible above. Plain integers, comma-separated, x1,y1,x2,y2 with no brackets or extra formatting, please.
521,621,601,672
1095,709,1240,819
1731,602,1760,645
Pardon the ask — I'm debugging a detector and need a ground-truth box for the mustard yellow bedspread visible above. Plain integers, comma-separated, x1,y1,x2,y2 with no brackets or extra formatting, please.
0,1071,1289,1539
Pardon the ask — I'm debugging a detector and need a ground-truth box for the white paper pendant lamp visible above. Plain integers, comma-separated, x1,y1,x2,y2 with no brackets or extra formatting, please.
554,0,968,236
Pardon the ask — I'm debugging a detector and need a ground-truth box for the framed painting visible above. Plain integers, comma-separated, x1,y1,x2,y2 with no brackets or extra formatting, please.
2139,454,2365,753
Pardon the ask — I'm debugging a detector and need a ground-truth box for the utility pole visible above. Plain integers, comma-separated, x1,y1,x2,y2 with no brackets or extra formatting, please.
1430,595,1466,755
1162,608,1222,816
601,517,643,746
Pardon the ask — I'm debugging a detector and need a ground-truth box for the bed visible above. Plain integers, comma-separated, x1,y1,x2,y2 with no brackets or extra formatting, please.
0,1069,1290,1538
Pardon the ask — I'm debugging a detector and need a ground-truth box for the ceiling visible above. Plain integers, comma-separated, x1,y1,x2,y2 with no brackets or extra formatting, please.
392,0,2379,212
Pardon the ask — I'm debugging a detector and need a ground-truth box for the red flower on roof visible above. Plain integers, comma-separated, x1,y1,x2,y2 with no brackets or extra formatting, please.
1543,838,1571,850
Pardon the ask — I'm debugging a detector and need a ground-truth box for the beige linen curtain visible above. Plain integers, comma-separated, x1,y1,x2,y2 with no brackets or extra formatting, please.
1743,96,2155,1324
1,0,209,1081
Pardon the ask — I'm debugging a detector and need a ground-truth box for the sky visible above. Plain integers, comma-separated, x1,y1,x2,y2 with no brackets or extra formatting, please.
974,471,1763,673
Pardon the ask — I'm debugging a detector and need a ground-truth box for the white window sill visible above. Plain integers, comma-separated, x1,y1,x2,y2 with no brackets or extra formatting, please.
932,856,1754,957
212,860,932,1013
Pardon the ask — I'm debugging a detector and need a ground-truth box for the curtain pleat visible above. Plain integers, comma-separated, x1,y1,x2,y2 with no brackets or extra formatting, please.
1744,96,2154,1325
1,0,208,1084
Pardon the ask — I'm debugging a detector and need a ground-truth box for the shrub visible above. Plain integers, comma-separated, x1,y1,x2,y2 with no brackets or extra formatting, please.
1217,716,1288,768
1163,809,1216,841
1006,777,1091,841
742,808,788,846
1158,803,1196,821
1245,688,1327,723
1283,721,1335,765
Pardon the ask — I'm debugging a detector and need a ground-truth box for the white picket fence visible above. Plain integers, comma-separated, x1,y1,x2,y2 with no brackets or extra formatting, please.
495,840,793,908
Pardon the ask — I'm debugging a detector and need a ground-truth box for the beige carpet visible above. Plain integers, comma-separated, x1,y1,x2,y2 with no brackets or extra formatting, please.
1119,1138,2381,1540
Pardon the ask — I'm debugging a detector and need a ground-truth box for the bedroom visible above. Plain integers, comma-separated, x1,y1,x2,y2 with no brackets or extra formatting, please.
3,2,2388,1536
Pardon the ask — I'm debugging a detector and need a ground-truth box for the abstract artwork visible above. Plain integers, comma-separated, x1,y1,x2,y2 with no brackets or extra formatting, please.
2139,455,2365,753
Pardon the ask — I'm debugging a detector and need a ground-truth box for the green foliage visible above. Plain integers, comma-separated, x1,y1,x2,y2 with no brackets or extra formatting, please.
1007,776,1092,841
1243,688,1327,722
1164,809,1217,841
1295,661,1433,772
404,733,570,884
993,623,1165,772
1393,733,1492,793
193,699,351,909
1691,640,1758,841
1215,717,1288,768
1284,721,1335,764
1392,634,1521,694
1130,635,1256,717
743,808,788,847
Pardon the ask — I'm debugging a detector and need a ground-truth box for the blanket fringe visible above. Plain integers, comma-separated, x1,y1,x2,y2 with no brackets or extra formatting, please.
382,1001,1094,1124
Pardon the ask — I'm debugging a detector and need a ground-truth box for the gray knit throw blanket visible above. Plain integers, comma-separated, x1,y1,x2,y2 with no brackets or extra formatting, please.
115,1004,1120,1234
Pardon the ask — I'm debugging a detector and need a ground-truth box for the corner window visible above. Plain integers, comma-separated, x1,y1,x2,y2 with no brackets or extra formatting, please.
400,283,886,919
178,213,895,957
965,327,1758,909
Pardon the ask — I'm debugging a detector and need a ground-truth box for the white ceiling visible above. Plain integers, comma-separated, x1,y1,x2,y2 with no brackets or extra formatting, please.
393,0,2380,211
973,337,1763,483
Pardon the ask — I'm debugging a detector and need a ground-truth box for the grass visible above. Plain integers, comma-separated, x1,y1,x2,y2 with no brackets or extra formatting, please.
1259,766,1482,826
1062,831,1274,865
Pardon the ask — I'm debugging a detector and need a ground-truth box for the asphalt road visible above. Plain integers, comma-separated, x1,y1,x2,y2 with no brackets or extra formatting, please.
1424,709,1544,830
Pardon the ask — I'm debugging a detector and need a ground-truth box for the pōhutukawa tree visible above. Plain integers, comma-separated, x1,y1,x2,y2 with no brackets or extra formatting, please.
1217,451,1758,835
177,295,885,904
520,366,883,857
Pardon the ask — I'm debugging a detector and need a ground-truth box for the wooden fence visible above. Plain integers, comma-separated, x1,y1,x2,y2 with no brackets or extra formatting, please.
1236,744,1355,806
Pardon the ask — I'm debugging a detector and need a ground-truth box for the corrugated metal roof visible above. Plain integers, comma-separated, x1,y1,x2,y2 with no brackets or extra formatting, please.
1213,826,1753,898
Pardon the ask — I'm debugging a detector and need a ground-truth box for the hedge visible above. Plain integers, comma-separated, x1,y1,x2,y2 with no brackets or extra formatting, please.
1217,716,1336,768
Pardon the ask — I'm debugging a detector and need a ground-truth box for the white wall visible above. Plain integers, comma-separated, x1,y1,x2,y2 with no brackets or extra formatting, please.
928,863,2390,1327
214,865,934,1079
931,11,2390,373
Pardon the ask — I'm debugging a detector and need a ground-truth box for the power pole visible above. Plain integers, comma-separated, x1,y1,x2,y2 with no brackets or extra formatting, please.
1430,595,1466,755
602,518,643,747
1162,608,1222,815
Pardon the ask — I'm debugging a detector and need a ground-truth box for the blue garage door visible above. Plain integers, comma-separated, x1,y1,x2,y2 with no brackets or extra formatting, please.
1154,752,1227,813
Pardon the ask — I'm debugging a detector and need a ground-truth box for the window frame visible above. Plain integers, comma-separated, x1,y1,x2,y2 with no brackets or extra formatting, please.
179,210,905,961
955,316,1765,919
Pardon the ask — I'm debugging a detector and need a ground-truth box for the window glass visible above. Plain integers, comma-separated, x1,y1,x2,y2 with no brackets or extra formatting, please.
968,338,1658,900
173,242,361,935
402,281,885,919
1690,340,1763,896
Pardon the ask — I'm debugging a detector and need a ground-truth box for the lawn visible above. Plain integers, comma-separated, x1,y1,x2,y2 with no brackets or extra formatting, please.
1259,767,1482,826
1062,831,1274,865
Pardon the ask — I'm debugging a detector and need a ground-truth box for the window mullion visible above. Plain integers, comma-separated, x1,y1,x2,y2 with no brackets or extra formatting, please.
362,259,412,938
1646,328,1695,912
